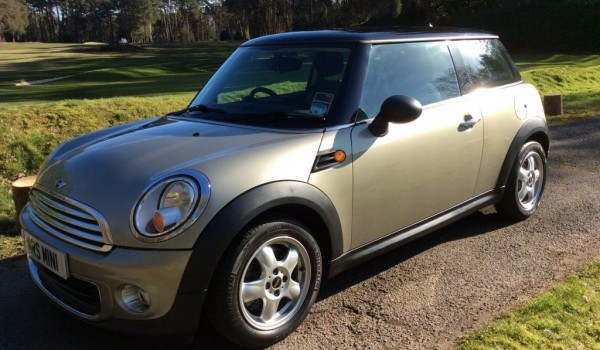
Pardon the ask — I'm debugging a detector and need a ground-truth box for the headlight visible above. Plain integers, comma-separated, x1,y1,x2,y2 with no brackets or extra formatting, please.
132,173,210,242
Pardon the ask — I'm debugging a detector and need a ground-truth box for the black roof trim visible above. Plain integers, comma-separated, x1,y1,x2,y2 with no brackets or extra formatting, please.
242,28,497,47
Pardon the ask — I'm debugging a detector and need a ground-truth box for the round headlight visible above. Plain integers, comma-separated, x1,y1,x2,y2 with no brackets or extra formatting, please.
154,181,195,232
132,174,209,242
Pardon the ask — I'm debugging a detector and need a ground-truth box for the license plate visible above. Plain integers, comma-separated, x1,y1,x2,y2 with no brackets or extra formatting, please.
23,231,69,280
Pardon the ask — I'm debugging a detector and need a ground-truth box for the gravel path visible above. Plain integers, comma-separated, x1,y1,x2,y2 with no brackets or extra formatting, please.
274,117,600,350
1,117,599,350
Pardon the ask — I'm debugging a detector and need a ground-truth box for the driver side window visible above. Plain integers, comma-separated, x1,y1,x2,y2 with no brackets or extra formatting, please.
359,42,460,118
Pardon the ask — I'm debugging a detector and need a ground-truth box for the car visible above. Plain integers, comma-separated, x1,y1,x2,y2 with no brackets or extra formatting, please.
21,28,548,348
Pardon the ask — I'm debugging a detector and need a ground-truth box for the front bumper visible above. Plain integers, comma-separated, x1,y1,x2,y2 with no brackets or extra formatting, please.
21,209,203,336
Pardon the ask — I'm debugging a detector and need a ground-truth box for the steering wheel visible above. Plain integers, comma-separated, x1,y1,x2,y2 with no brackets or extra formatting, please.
247,87,279,99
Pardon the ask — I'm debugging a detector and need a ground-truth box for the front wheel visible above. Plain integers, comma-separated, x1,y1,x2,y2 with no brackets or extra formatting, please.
206,218,322,348
495,141,547,219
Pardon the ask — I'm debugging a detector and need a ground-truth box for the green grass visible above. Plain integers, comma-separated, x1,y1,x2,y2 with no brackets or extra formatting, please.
0,182,15,233
459,258,600,349
0,95,193,179
0,41,237,104
218,81,306,103
0,234,23,260
516,54,600,124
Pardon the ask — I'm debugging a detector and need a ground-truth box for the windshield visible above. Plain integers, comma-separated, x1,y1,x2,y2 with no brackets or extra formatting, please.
189,45,352,128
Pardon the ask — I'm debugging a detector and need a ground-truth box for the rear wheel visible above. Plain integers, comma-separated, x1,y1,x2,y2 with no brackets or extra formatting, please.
206,217,322,348
495,141,546,219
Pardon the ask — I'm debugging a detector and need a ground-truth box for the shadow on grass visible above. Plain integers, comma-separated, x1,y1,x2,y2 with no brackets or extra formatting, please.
1,73,211,103
0,43,238,104
514,54,600,70
0,213,16,236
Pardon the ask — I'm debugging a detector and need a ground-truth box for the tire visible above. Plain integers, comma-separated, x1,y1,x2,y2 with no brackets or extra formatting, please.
495,141,547,220
206,217,322,348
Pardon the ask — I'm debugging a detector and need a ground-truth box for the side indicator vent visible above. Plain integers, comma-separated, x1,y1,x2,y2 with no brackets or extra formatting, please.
313,150,346,172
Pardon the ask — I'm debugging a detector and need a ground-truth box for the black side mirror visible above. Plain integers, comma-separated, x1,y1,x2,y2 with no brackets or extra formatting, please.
368,95,423,137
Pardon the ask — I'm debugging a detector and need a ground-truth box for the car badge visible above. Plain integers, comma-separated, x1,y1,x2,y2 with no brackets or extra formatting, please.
55,179,67,189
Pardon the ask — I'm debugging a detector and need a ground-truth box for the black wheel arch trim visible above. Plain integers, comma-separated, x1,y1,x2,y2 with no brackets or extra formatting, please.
496,117,549,189
177,180,343,295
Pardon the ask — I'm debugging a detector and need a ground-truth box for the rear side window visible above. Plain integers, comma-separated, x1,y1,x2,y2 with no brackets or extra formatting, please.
359,42,460,118
453,39,520,93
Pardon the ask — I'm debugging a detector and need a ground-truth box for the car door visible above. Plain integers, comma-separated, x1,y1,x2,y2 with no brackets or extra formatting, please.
350,41,484,248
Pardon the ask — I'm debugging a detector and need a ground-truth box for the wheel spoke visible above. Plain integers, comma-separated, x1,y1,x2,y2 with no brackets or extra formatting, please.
533,169,541,183
256,246,279,271
526,155,535,172
519,167,529,182
527,187,535,201
260,298,280,321
518,184,528,201
282,247,299,273
242,279,267,303
285,280,301,300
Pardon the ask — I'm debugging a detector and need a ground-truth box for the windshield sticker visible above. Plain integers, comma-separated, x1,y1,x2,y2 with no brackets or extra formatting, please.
311,92,334,116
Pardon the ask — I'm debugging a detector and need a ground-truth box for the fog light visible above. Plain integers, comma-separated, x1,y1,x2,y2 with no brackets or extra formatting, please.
121,285,151,313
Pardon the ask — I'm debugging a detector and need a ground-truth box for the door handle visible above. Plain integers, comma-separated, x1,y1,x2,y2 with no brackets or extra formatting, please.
459,115,481,128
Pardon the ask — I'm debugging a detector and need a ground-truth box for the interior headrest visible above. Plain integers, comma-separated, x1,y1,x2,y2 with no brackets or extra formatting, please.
315,52,344,77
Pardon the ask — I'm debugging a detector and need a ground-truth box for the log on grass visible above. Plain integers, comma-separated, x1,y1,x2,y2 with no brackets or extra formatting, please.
544,94,563,116
11,176,36,233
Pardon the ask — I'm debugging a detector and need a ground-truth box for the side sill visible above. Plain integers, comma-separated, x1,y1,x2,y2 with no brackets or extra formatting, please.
328,190,501,278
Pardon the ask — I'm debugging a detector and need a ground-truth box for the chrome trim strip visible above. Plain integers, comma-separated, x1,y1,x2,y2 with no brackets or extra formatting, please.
27,258,101,320
324,123,354,131
26,205,113,252
364,35,498,44
462,80,524,96
32,191,96,221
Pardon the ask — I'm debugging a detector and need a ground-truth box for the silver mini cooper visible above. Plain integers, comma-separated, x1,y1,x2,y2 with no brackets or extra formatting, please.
21,29,548,347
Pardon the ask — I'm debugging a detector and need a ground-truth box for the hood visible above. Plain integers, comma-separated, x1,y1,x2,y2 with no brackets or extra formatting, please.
36,117,324,246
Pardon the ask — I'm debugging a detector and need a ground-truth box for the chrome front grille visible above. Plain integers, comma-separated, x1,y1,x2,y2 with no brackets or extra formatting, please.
26,187,113,252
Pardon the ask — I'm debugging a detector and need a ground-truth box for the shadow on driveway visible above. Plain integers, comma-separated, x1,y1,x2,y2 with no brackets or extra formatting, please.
0,209,512,350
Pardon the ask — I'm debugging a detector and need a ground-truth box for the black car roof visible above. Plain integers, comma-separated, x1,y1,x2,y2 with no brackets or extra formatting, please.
242,28,497,46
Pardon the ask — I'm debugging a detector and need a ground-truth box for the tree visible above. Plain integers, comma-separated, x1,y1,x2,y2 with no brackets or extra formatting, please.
116,0,160,42
0,0,28,41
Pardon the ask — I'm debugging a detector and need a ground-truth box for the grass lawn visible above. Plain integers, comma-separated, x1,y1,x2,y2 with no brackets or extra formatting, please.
516,54,600,123
459,257,600,349
0,42,237,104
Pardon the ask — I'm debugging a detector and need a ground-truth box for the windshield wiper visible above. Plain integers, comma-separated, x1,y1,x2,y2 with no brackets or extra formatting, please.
231,112,326,123
167,104,226,116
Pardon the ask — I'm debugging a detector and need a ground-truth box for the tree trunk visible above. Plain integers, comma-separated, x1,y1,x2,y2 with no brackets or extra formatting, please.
11,176,37,234
544,94,563,116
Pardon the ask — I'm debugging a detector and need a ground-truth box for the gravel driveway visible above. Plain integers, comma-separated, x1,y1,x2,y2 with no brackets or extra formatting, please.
1,117,599,350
